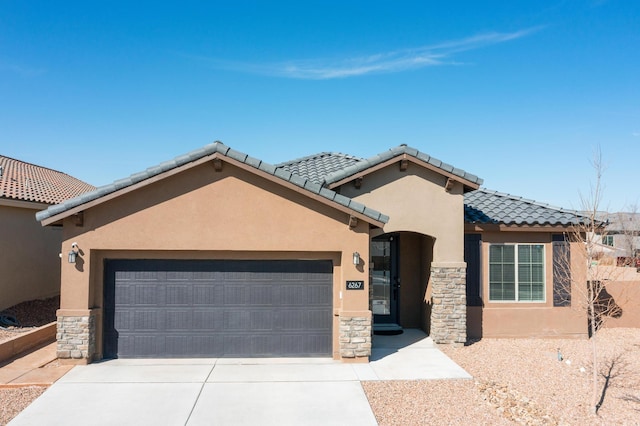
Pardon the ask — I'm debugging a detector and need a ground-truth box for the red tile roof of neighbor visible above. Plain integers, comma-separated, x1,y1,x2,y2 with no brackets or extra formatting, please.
0,155,96,205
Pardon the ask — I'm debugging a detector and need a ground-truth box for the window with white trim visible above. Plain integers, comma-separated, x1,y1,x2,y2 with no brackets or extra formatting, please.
602,235,614,247
489,244,545,302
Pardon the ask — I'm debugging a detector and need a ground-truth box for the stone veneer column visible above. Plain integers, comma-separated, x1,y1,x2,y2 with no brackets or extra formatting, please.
430,262,467,345
339,312,372,358
56,313,96,361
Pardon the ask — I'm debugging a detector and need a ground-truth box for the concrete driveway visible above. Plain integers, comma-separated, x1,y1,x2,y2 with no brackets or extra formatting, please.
9,330,470,426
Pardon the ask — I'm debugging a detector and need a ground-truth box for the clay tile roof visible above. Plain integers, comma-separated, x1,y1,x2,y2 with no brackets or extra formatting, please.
277,146,483,191
275,152,364,184
464,188,590,226
35,142,389,225
0,155,96,205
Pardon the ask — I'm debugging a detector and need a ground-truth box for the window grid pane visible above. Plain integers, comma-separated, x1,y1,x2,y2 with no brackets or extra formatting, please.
490,244,544,302
489,245,515,301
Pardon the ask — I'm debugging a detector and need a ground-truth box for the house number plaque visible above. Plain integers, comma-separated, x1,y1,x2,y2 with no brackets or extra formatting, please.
346,280,364,290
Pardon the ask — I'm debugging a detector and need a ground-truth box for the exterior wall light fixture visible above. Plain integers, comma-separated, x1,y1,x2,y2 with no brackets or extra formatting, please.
353,251,360,266
68,242,79,264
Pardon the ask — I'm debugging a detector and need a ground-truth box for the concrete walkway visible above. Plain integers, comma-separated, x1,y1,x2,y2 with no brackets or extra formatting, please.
9,330,470,426
366,329,471,380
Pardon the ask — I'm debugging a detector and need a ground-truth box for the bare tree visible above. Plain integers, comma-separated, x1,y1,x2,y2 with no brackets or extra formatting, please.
554,147,627,415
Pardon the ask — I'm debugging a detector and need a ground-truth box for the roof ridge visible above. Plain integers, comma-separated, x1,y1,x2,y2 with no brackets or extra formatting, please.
36,142,389,225
322,144,483,187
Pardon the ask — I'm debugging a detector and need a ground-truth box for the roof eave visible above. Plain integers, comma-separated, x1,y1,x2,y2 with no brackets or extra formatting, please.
39,152,225,226
464,223,587,232
39,151,389,228
1,197,51,211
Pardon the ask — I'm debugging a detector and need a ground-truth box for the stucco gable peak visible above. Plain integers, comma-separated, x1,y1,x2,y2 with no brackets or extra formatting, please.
323,144,483,191
36,141,388,227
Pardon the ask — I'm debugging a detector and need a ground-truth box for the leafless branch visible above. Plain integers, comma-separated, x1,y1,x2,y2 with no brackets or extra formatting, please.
553,146,636,414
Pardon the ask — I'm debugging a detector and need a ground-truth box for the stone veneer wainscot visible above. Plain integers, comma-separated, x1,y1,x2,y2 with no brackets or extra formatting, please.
339,313,372,358
430,263,467,345
56,314,95,360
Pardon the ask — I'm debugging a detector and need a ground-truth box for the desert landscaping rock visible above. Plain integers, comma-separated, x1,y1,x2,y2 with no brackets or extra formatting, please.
2,326,639,425
0,386,47,426
0,297,59,344
365,328,640,425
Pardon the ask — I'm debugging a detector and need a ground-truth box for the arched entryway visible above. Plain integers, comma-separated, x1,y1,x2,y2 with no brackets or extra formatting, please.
370,231,435,335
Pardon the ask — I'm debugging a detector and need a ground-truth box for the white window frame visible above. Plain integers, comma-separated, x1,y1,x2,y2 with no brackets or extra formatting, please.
602,235,614,247
488,243,546,303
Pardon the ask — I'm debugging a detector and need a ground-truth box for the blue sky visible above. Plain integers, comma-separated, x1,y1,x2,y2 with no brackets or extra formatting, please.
1,1,638,211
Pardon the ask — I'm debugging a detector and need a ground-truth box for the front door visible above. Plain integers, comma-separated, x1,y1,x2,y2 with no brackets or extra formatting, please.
371,235,399,325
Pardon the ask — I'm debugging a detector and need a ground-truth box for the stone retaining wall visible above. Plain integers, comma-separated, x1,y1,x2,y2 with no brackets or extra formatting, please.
430,264,467,345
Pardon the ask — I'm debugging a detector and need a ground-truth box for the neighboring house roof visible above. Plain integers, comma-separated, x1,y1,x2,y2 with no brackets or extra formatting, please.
602,212,640,234
464,189,588,226
36,142,389,226
276,152,363,185
0,155,96,205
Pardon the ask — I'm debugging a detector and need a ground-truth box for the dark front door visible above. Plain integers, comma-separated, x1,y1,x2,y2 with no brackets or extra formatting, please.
103,259,333,358
371,235,399,325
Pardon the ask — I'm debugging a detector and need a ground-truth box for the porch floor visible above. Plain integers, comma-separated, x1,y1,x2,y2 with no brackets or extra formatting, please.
354,328,471,381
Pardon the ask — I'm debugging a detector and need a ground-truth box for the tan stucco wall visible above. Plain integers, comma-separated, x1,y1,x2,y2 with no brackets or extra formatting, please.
603,280,640,328
399,233,422,328
57,161,371,360
0,204,61,311
475,231,587,338
339,162,465,263
420,235,434,333
397,232,437,330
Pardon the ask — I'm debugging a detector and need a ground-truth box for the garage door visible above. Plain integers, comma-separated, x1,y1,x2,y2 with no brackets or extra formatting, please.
103,259,333,358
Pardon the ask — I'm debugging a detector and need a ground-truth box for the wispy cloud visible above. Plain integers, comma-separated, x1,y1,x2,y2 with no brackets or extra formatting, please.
0,60,46,77
197,27,541,80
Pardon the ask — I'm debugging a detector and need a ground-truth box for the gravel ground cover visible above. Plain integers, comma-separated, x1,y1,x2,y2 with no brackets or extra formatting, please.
0,387,47,426
0,296,59,343
1,297,58,425
364,328,640,425
2,304,637,426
